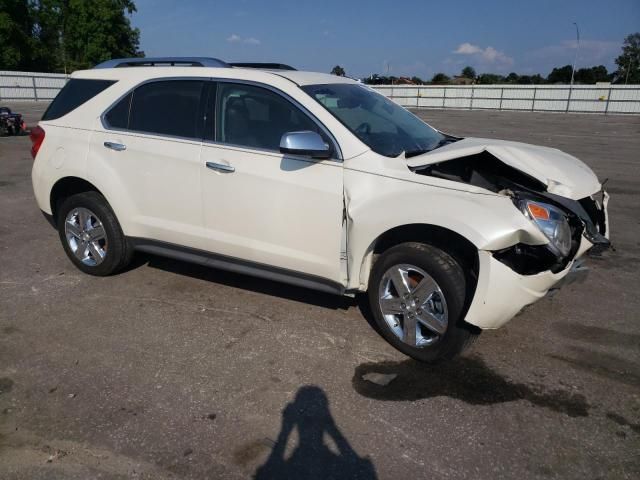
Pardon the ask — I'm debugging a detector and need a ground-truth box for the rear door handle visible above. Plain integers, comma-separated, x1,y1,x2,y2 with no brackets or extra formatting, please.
206,161,235,173
104,141,126,151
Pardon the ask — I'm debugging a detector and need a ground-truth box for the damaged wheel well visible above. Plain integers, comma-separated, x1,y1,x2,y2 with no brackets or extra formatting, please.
371,224,479,310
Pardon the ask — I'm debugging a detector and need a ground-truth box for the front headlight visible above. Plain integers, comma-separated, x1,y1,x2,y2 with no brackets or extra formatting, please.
519,200,572,257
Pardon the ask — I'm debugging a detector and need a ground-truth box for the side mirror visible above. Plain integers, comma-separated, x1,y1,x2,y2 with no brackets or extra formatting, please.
279,131,331,159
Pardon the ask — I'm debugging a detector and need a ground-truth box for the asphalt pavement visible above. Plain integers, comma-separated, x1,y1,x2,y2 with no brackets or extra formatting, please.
1,103,639,479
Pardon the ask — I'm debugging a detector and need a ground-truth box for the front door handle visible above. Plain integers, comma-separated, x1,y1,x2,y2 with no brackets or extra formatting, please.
206,161,235,173
104,141,126,151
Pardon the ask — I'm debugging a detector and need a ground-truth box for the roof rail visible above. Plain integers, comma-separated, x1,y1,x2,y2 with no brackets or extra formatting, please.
94,57,229,69
230,62,297,71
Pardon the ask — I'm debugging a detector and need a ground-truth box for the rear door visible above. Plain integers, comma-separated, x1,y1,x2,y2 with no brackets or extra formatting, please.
200,81,345,283
88,79,209,250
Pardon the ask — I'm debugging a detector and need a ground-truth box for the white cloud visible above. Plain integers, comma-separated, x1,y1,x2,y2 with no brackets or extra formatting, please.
454,43,482,55
226,34,261,45
453,42,513,66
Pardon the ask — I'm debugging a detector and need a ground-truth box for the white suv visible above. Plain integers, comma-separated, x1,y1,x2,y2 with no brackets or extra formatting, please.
30,57,610,362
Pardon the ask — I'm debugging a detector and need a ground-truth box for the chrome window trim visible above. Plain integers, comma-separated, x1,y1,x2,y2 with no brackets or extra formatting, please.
100,76,343,161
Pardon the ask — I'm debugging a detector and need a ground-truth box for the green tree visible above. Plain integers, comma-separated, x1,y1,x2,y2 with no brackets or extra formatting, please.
614,33,640,84
547,65,573,83
505,72,519,83
330,65,345,76
410,76,424,85
60,0,140,71
530,74,545,84
0,0,35,70
1,0,140,72
461,66,476,79
575,67,595,84
590,65,611,82
430,72,450,84
476,73,503,84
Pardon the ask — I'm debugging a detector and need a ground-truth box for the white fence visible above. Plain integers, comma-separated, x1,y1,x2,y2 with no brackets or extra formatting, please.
2,70,640,114
372,84,640,114
0,70,68,101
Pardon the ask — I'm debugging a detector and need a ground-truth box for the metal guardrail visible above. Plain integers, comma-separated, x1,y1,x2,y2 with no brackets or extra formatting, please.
0,72,69,101
372,84,640,114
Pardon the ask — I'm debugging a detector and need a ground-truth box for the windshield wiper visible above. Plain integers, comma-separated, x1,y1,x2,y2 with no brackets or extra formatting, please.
404,137,458,158
404,148,430,159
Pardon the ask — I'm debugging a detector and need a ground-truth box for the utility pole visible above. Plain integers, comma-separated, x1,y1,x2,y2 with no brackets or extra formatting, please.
569,22,580,86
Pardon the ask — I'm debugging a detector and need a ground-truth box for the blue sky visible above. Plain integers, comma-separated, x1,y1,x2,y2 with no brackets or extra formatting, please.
133,0,639,79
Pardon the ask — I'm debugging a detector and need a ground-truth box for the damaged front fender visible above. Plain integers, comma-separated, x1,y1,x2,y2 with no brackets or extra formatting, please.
343,165,548,290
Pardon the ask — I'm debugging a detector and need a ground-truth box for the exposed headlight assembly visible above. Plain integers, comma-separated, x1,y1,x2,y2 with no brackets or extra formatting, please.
519,200,572,258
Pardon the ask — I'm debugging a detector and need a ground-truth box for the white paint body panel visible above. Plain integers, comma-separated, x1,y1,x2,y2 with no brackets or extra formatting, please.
31,65,607,332
200,143,344,282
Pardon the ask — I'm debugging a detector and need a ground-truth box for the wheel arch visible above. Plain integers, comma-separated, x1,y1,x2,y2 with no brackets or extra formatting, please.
356,223,479,305
50,177,104,220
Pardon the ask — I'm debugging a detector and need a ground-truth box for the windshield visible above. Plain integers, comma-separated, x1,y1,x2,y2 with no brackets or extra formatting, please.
302,83,445,158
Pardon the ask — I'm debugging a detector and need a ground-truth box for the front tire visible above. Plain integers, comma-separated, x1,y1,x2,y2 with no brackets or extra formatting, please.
56,192,132,276
368,242,478,363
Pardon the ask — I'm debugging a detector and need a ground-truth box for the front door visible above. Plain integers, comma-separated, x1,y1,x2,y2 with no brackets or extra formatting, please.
200,82,344,284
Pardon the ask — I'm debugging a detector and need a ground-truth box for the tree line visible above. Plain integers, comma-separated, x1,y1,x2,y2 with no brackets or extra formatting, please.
364,64,614,85
0,0,141,73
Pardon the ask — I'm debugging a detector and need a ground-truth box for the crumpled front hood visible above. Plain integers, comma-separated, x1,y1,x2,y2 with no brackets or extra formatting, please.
406,137,601,200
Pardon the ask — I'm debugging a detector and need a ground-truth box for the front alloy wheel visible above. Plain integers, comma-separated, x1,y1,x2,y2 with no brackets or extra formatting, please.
378,264,448,348
368,242,478,363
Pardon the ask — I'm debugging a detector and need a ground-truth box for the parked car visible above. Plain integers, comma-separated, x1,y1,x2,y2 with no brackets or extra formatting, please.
0,106,26,135
30,57,610,362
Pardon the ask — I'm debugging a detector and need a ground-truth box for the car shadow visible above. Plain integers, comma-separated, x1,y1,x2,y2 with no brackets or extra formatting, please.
353,356,591,417
139,252,358,311
252,385,377,480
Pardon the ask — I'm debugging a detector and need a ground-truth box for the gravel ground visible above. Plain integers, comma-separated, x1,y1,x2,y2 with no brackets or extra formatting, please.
1,102,639,479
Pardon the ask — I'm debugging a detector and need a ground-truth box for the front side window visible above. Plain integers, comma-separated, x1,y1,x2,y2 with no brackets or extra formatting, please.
302,83,445,158
128,80,205,138
215,83,322,151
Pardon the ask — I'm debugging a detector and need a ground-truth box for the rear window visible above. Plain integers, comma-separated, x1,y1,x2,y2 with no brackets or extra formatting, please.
42,79,115,121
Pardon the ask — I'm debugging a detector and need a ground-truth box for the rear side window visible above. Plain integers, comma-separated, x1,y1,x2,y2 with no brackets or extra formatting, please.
42,79,115,121
128,80,205,139
104,92,132,129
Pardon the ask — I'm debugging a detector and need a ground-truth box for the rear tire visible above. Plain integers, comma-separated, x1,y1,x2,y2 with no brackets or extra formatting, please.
368,242,478,363
56,192,132,276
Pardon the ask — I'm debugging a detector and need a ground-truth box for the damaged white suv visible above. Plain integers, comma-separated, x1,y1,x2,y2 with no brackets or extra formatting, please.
31,57,610,362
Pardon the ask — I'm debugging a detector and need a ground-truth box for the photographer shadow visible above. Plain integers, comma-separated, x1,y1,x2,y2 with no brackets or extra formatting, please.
254,386,377,480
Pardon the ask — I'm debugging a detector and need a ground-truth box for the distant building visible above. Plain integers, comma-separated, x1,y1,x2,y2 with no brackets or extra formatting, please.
451,76,474,85
396,77,416,85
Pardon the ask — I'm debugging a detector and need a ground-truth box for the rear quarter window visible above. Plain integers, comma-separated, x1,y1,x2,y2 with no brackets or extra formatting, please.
42,79,116,121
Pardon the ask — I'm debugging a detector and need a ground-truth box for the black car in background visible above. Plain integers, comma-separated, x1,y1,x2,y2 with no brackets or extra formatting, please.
0,107,26,135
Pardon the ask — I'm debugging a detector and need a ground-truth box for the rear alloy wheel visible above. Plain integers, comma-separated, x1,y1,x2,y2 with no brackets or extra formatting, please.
57,192,132,276
369,242,478,363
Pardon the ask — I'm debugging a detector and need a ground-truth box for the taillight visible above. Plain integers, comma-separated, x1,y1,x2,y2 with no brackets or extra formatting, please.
30,125,45,159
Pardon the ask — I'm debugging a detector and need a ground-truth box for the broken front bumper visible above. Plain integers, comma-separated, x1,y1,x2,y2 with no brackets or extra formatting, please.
464,250,588,330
